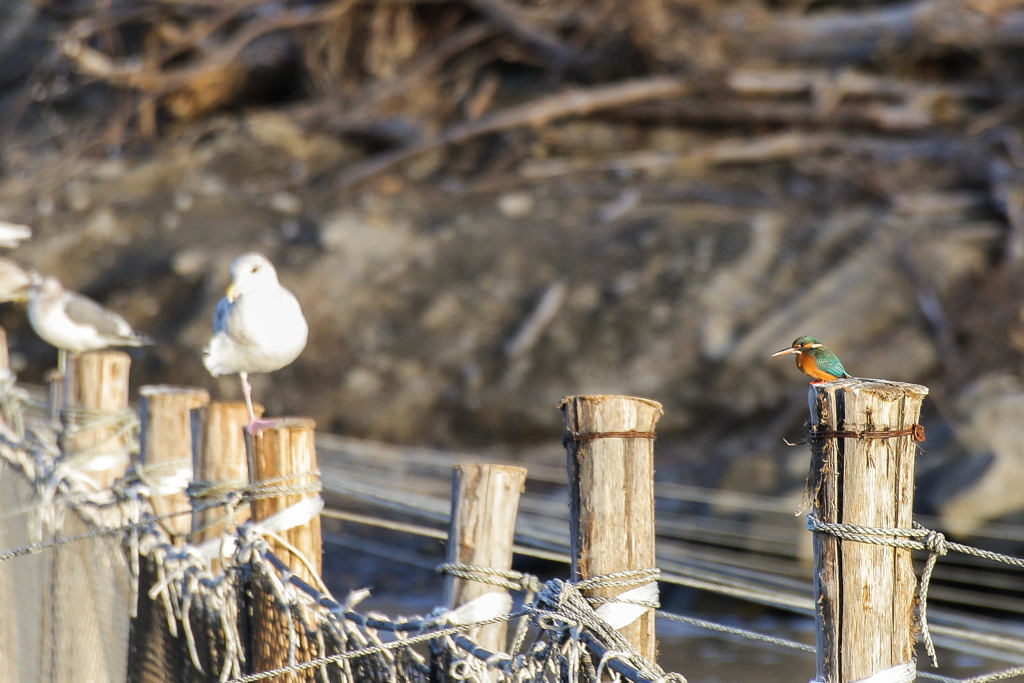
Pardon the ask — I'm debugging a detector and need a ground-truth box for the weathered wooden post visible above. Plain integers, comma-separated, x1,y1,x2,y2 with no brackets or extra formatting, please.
129,387,210,683
0,327,23,438
190,401,260,543
139,386,210,537
445,464,528,655
0,327,9,371
247,418,322,681
61,350,133,490
562,395,661,661
807,378,928,683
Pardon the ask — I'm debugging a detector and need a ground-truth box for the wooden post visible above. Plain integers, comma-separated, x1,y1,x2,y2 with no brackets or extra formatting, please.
247,418,322,682
561,395,661,662
61,351,133,490
190,401,261,543
138,386,210,538
0,327,9,372
446,464,528,655
0,327,23,439
247,418,321,581
808,378,928,683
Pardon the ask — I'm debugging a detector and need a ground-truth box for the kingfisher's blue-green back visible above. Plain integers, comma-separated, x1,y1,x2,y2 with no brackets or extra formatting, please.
806,347,850,379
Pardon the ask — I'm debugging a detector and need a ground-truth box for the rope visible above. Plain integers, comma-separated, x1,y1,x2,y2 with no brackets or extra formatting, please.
438,562,544,593
59,405,140,468
438,565,661,607
577,568,660,592
245,472,322,501
186,479,249,504
807,514,1024,668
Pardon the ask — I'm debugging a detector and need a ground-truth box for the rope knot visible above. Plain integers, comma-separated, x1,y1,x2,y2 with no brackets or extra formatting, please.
923,529,947,556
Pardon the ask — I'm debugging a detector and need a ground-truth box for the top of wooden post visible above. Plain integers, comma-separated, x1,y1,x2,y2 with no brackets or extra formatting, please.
64,350,131,410
139,385,210,463
139,385,209,537
140,385,213,399
560,394,664,412
810,377,929,401
61,350,133,484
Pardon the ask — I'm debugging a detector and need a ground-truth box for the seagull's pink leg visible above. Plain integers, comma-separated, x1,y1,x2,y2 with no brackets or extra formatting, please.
240,372,278,434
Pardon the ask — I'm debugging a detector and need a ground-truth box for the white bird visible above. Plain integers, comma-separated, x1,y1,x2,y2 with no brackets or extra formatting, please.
203,253,308,433
28,276,153,371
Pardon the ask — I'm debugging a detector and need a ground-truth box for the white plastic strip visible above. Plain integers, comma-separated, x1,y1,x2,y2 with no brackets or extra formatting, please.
854,662,917,683
78,451,130,473
594,581,659,630
811,662,916,683
445,592,513,625
151,466,192,495
195,496,324,562
252,496,324,535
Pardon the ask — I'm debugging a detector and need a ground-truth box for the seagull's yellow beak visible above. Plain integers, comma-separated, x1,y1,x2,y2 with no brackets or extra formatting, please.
226,283,238,303
772,347,800,357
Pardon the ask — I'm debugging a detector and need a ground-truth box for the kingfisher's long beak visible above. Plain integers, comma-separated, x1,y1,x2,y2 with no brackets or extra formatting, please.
226,283,238,303
772,347,799,357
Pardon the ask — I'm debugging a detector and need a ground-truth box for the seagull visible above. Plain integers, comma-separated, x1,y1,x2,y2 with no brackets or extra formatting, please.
28,275,153,371
203,253,308,433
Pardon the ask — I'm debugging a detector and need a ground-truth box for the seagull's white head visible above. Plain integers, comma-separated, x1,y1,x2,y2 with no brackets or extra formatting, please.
226,253,278,303
32,276,63,297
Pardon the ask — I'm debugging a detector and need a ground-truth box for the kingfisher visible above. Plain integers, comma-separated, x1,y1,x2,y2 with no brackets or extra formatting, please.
771,336,851,383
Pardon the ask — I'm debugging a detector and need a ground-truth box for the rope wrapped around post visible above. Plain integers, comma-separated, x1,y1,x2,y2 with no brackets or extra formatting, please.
806,514,1024,667
437,562,544,594
439,564,662,612
187,472,322,541
60,405,141,470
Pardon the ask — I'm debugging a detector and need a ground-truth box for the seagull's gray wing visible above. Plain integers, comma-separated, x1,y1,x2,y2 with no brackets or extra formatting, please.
212,296,232,335
64,293,135,338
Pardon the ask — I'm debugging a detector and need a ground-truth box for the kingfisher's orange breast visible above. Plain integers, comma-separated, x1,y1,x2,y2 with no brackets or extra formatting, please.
797,351,839,381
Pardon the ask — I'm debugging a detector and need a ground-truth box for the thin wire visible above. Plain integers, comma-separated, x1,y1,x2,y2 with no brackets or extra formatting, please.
320,507,570,561
0,499,226,562
656,611,815,653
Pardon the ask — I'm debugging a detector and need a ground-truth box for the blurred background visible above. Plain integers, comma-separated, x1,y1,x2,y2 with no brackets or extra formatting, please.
2,0,1024,677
